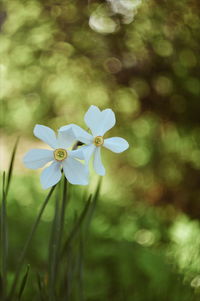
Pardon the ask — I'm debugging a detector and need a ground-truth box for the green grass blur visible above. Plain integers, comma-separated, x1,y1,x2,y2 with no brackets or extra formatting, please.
1,0,200,300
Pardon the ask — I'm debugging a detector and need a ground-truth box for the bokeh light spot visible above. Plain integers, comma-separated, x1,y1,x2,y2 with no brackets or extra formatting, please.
153,39,173,57
153,76,173,96
104,57,122,74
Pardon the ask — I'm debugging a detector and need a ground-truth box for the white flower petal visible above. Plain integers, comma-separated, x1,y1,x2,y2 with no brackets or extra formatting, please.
93,147,105,176
80,144,96,163
40,161,62,189
103,137,129,153
69,148,85,160
84,105,103,136
23,149,54,169
57,126,76,148
84,106,116,137
60,124,93,145
63,158,89,185
98,108,116,136
34,125,58,149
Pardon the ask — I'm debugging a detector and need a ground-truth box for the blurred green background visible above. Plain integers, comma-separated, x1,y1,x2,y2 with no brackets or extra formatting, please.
1,0,200,300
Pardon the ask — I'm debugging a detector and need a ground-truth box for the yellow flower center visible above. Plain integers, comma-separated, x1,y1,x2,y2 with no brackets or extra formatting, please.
94,136,104,147
54,148,67,161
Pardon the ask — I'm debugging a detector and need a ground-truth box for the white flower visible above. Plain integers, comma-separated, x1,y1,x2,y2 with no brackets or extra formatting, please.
23,125,89,189
59,106,129,176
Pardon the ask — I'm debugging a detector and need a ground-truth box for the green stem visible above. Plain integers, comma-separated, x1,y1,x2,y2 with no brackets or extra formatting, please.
1,172,8,300
57,178,68,259
61,194,92,258
48,177,68,300
7,185,56,301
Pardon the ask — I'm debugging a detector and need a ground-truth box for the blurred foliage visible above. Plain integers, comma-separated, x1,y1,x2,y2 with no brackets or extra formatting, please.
1,0,200,300
2,175,200,300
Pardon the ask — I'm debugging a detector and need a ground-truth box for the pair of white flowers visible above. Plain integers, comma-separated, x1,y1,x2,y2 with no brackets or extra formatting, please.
23,106,129,189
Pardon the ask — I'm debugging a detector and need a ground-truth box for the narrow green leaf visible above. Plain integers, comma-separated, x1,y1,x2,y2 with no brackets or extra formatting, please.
48,177,68,300
84,177,102,234
65,244,74,300
61,194,92,258
60,179,101,298
5,137,19,197
48,186,60,301
8,185,56,301
36,273,43,301
36,273,46,301
66,232,84,301
18,264,30,301
59,198,91,297
60,182,102,298
1,171,8,299
77,234,84,301
0,273,3,299
57,177,68,256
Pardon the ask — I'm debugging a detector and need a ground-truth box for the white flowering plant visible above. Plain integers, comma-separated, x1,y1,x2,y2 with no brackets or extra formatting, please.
1,105,129,301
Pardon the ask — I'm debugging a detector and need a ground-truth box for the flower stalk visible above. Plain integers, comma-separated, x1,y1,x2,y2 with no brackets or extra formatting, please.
48,177,68,301
1,172,7,301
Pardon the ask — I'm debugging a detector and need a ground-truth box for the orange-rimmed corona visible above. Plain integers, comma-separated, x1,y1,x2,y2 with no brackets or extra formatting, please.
54,148,67,161
94,136,104,147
